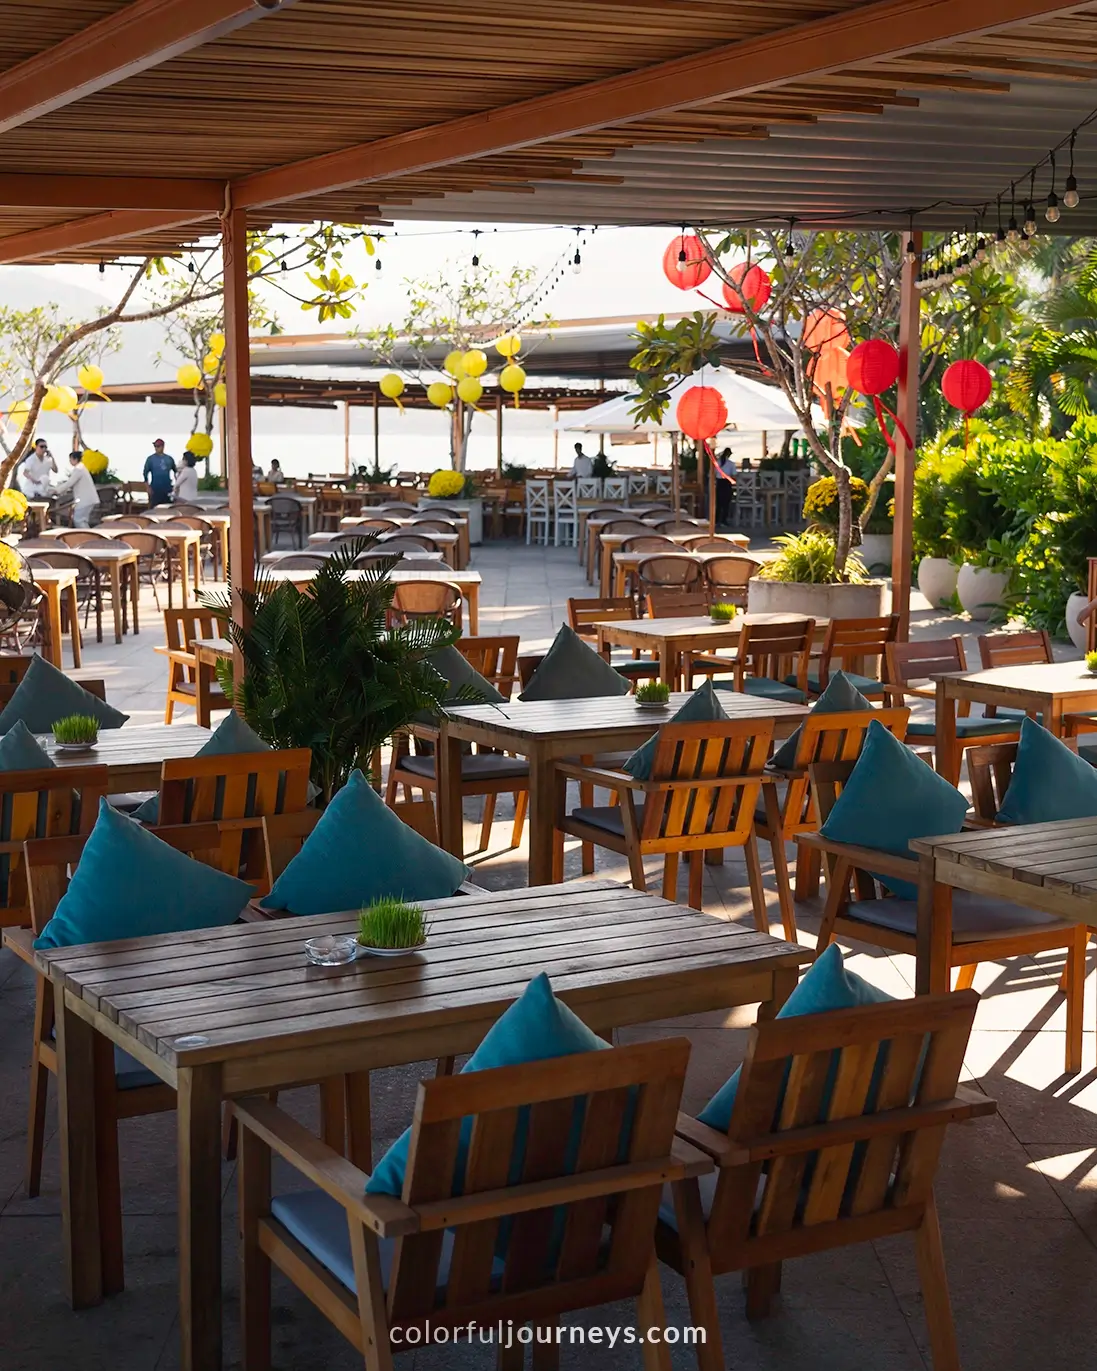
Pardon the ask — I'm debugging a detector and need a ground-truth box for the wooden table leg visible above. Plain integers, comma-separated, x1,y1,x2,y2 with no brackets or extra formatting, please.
66,585,82,667
219,525,229,583
467,583,479,635
42,582,63,669
758,965,798,1020
195,655,213,729
129,561,140,633
179,541,191,607
345,1071,372,1172
93,1029,124,1295
659,643,676,691
56,988,103,1309
600,544,612,598
177,1064,224,1371
527,747,555,887
916,853,952,996
934,679,959,784
437,723,465,859
108,562,123,643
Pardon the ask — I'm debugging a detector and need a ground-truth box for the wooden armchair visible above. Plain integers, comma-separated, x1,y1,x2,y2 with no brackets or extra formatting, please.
808,613,899,698
0,764,107,929
235,1038,706,1371
455,633,520,697
568,595,661,686
661,992,994,1369
802,758,1087,1073
554,718,775,916
687,617,815,703
645,587,710,618
977,629,1053,721
156,608,230,723
755,707,909,942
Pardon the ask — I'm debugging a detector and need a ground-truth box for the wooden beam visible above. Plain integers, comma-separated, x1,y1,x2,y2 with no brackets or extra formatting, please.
232,0,1094,208
222,202,256,670
0,210,210,264
0,0,296,135
892,231,922,642
0,174,223,211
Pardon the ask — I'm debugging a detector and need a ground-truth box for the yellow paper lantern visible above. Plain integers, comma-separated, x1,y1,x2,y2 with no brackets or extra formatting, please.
456,376,483,406
213,382,227,408
494,333,522,359
186,432,214,458
55,386,79,414
203,352,219,375
379,372,404,400
40,387,59,412
6,400,29,431
462,348,488,377
443,349,466,378
209,333,225,357
499,362,526,401
177,363,203,390
427,381,453,409
77,363,104,393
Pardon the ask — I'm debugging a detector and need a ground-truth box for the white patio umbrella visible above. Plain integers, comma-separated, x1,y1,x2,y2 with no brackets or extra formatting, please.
561,369,825,434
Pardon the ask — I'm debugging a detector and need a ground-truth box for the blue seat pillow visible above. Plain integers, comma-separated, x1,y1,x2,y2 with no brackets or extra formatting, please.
132,709,273,823
818,718,968,899
260,768,468,915
770,670,875,770
698,944,894,1131
0,654,128,734
367,971,608,1197
519,624,630,702
0,719,55,771
997,716,1097,825
34,798,253,949
623,680,727,780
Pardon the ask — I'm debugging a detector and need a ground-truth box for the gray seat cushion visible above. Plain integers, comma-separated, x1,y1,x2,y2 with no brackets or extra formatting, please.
570,804,640,837
906,716,1021,739
842,888,1071,943
401,753,529,782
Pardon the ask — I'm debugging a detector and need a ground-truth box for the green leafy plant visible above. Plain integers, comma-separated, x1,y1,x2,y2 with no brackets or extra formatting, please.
52,714,99,745
197,472,225,491
205,538,466,804
358,896,429,949
501,462,527,482
357,458,395,486
708,602,738,621
756,530,868,585
803,476,869,529
635,681,671,703
590,453,615,479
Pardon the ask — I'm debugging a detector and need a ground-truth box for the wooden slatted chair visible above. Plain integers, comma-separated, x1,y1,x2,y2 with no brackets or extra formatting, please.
636,554,703,604
235,1038,705,1371
0,764,107,930
662,992,995,1369
802,759,1087,1073
755,707,910,942
884,637,1021,780
455,634,520,698
157,608,230,723
389,579,462,629
807,614,899,698
645,588,710,618
554,718,775,915
567,596,661,686
687,618,815,703
977,628,1054,722
702,553,761,608
0,653,34,683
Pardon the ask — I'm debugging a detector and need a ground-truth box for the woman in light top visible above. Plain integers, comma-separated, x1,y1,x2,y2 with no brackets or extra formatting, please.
173,451,200,503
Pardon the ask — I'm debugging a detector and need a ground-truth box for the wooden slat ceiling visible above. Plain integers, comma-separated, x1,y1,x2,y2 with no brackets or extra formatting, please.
3,0,1097,259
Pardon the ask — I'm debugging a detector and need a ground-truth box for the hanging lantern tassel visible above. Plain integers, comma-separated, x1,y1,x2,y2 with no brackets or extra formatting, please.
379,372,406,414
846,339,912,454
499,362,525,409
941,359,992,454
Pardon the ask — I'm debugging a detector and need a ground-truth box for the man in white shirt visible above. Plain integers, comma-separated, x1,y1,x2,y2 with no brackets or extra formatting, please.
571,442,593,478
53,451,100,527
17,439,56,498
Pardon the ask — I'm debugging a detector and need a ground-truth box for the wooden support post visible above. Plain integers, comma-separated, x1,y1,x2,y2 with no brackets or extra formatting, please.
372,391,379,471
671,433,680,517
552,403,559,469
221,201,255,679
344,399,351,474
495,395,503,476
892,229,922,640
708,446,716,536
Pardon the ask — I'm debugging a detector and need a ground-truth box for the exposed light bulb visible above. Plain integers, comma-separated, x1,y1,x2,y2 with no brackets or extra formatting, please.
1045,191,1061,223
1007,217,1020,242
471,253,480,267
1064,175,1080,209
375,257,382,271
904,237,918,264
676,247,687,272
1023,203,1037,235
783,237,795,261
571,251,582,274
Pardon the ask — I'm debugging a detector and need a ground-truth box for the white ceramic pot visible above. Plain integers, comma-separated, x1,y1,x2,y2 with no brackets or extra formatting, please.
1066,592,1090,653
858,533,893,577
418,495,483,544
956,563,1010,620
747,578,890,620
917,556,959,609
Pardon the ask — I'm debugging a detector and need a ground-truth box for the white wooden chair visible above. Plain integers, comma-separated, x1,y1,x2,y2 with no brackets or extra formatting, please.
525,479,551,545
627,472,648,499
655,472,673,495
577,477,603,500
734,472,764,528
603,476,627,501
553,479,579,547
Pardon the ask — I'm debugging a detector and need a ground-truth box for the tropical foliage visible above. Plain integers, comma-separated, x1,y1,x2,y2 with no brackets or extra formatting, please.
756,530,868,585
1007,244,1097,428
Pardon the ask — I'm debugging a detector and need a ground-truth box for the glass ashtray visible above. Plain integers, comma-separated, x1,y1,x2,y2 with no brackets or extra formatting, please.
305,934,358,966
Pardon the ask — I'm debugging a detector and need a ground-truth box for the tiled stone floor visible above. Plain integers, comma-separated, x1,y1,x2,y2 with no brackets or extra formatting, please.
1,540,1095,1370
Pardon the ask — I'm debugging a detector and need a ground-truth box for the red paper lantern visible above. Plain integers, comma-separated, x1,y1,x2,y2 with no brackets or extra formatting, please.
846,339,900,396
803,307,850,351
722,262,772,313
941,359,992,416
662,234,712,291
676,385,728,441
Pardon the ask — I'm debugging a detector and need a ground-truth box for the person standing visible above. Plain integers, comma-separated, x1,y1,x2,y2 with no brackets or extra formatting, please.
571,442,593,478
173,452,199,504
16,439,56,498
265,459,285,484
715,446,736,526
143,438,176,507
52,451,100,527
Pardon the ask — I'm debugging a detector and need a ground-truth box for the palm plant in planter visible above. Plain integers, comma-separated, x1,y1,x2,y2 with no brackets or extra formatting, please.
204,538,461,804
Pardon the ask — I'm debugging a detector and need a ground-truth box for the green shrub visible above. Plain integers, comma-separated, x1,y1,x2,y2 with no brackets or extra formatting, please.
756,530,868,585
802,476,869,529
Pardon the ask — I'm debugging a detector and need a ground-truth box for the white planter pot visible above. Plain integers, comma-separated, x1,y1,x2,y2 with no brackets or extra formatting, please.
858,533,893,577
747,578,890,620
418,496,483,544
1066,592,1090,653
956,563,1010,620
917,556,959,609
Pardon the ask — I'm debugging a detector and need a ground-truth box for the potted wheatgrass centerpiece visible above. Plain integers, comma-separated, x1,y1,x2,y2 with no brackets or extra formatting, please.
634,681,671,710
52,713,100,753
357,895,430,956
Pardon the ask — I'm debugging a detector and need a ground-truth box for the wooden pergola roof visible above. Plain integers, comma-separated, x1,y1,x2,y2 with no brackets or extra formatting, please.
3,0,1097,264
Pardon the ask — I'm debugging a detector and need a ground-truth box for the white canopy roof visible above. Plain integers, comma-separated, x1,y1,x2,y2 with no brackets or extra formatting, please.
562,370,828,434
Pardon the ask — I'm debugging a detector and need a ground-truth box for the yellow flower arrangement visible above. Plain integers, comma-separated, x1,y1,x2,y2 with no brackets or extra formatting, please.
0,543,23,582
80,449,109,476
186,432,214,458
0,488,28,523
427,469,466,499
802,475,869,528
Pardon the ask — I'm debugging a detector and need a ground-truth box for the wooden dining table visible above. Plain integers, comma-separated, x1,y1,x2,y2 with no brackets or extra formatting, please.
910,818,1097,993
263,564,482,632
307,528,459,567
36,536,139,643
39,722,212,791
147,509,230,582
339,513,470,568
597,531,750,595
439,692,807,884
30,566,81,668
930,660,1097,784
580,508,693,574
16,877,807,1371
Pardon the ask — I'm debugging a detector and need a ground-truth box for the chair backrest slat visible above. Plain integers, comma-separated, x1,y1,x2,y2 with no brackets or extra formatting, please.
567,596,636,639
739,617,814,690
455,635,520,698
977,628,1053,670
643,720,773,845
886,635,966,702
817,615,899,691
1,765,107,927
